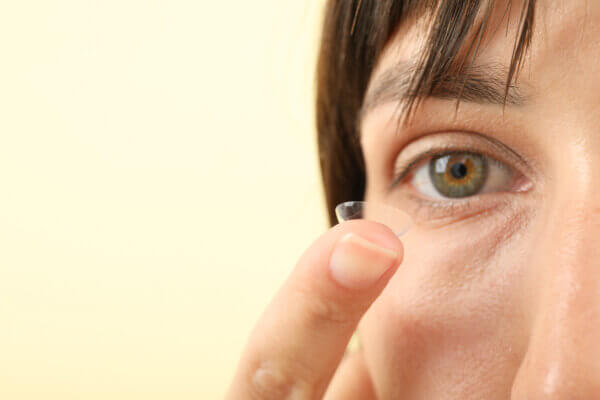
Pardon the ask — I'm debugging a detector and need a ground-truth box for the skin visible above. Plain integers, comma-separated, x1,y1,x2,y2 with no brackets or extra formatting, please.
228,1,600,398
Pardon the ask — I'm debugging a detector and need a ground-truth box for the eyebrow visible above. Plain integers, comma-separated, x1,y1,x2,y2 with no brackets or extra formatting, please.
361,61,529,120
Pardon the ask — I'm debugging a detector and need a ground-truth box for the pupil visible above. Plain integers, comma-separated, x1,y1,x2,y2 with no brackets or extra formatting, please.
450,162,468,179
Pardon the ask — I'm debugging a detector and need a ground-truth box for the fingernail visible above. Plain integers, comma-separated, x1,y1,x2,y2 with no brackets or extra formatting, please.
329,232,399,290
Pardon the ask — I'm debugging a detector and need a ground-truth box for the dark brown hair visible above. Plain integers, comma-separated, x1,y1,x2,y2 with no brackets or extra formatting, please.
315,0,535,227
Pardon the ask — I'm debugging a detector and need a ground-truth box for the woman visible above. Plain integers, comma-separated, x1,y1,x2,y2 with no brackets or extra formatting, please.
228,0,599,398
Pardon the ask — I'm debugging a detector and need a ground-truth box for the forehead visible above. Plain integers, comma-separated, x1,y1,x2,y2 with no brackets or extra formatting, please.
367,0,600,99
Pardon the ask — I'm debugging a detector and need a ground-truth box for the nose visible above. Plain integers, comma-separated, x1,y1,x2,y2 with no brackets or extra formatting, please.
510,184,600,397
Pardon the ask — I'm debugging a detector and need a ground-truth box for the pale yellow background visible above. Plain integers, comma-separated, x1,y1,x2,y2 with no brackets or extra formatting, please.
0,1,328,398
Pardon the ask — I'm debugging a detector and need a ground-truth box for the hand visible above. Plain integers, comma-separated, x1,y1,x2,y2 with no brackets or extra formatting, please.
226,219,404,399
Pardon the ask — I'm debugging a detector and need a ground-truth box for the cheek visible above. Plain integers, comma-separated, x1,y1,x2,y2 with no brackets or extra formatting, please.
360,204,535,397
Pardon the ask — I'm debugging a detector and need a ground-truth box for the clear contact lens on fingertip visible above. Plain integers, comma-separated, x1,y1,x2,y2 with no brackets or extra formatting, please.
335,201,413,237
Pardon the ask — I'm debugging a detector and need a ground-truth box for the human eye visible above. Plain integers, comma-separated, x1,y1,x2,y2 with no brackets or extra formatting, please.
412,151,513,200
388,132,533,222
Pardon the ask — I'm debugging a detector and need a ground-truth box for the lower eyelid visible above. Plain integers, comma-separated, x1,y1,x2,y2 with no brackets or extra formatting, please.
403,190,513,227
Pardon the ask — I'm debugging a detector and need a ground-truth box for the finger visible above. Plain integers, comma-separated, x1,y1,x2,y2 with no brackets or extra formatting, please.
226,219,404,400
324,350,377,400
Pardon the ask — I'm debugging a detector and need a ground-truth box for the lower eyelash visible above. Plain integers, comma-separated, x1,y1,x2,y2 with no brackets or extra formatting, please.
403,189,509,224
407,191,473,217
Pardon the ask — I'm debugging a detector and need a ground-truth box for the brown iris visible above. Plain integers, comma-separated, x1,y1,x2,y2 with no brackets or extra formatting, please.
429,152,489,198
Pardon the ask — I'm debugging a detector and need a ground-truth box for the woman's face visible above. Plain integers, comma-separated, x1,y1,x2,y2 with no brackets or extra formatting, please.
360,1,600,398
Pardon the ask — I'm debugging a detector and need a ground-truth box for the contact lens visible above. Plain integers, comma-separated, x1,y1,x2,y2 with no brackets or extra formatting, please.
335,201,413,237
